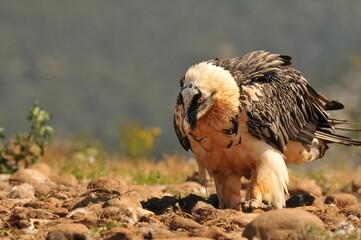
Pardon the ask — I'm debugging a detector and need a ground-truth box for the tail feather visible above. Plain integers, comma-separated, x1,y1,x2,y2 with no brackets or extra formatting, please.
315,131,361,146
254,149,289,209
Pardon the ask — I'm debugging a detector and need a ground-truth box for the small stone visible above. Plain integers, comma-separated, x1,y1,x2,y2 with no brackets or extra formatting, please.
126,207,155,225
0,205,10,214
102,206,120,218
7,183,35,199
47,223,89,240
24,200,54,209
103,195,141,209
27,208,59,220
101,227,143,240
51,174,78,187
5,212,31,229
341,205,361,217
53,192,69,199
66,204,101,220
45,197,63,207
191,226,228,239
324,193,358,208
288,176,322,197
169,215,202,231
51,207,69,217
29,163,52,176
122,185,165,202
0,174,11,182
32,182,53,196
191,201,217,223
243,208,325,239
87,177,126,191
10,169,50,184
231,213,260,228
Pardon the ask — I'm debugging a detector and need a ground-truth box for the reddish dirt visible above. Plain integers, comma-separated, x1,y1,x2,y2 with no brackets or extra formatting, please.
0,164,360,239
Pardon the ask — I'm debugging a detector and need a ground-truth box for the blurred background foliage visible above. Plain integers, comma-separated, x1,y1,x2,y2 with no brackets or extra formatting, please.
0,0,361,159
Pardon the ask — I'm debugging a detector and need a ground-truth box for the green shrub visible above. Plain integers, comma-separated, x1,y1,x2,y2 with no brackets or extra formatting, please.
0,103,53,173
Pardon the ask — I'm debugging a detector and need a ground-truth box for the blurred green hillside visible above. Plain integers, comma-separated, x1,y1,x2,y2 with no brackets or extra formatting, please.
1,0,361,156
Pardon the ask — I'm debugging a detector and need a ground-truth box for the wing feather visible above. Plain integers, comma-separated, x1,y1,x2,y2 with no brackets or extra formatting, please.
173,93,191,151
208,50,361,152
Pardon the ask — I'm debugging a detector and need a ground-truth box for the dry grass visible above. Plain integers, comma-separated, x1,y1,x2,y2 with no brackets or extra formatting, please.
41,140,198,185
41,139,361,194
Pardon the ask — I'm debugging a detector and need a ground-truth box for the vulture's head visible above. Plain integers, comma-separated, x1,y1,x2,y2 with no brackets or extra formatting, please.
180,62,240,131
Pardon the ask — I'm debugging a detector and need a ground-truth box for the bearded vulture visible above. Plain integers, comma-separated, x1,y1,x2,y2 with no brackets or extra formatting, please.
173,50,361,210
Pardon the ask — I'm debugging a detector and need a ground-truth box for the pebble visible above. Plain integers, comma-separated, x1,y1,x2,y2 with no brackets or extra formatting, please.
169,215,202,231
29,163,52,177
10,169,50,184
288,175,323,197
7,183,35,199
51,174,78,187
243,208,325,239
87,177,126,191
46,223,89,240
341,205,361,217
324,193,358,208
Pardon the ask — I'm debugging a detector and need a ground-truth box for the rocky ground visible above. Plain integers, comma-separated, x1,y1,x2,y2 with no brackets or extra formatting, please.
0,163,360,239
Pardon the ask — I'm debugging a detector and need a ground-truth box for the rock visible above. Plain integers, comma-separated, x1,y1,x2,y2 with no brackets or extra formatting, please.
29,163,52,176
125,185,165,202
87,177,126,191
103,195,142,209
169,215,202,231
0,205,10,215
5,208,31,229
10,169,50,184
45,197,63,207
0,182,11,199
288,176,322,197
7,183,35,199
142,226,186,239
32,182,53,196
324,193,358,208
27,208,59,220
243,208,325,239
0,174,11,182
191,201,218,223
66,204,102,220
24,200,54,209
101,227,143,240
126,207,155,225
230,213,260,228
47,223,89,240
51,174,78,187
341,205,361,217
102,206,120,218
190,226,228,239
53,192,69,200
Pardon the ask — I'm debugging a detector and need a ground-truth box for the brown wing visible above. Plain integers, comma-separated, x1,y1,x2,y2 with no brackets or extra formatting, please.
173,92,191,151
209,50,361,152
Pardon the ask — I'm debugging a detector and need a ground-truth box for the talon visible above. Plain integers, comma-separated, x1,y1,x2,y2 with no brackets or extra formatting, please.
241,200,273,213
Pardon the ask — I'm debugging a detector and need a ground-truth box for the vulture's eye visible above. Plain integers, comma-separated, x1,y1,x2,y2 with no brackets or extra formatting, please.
198,96,205,103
